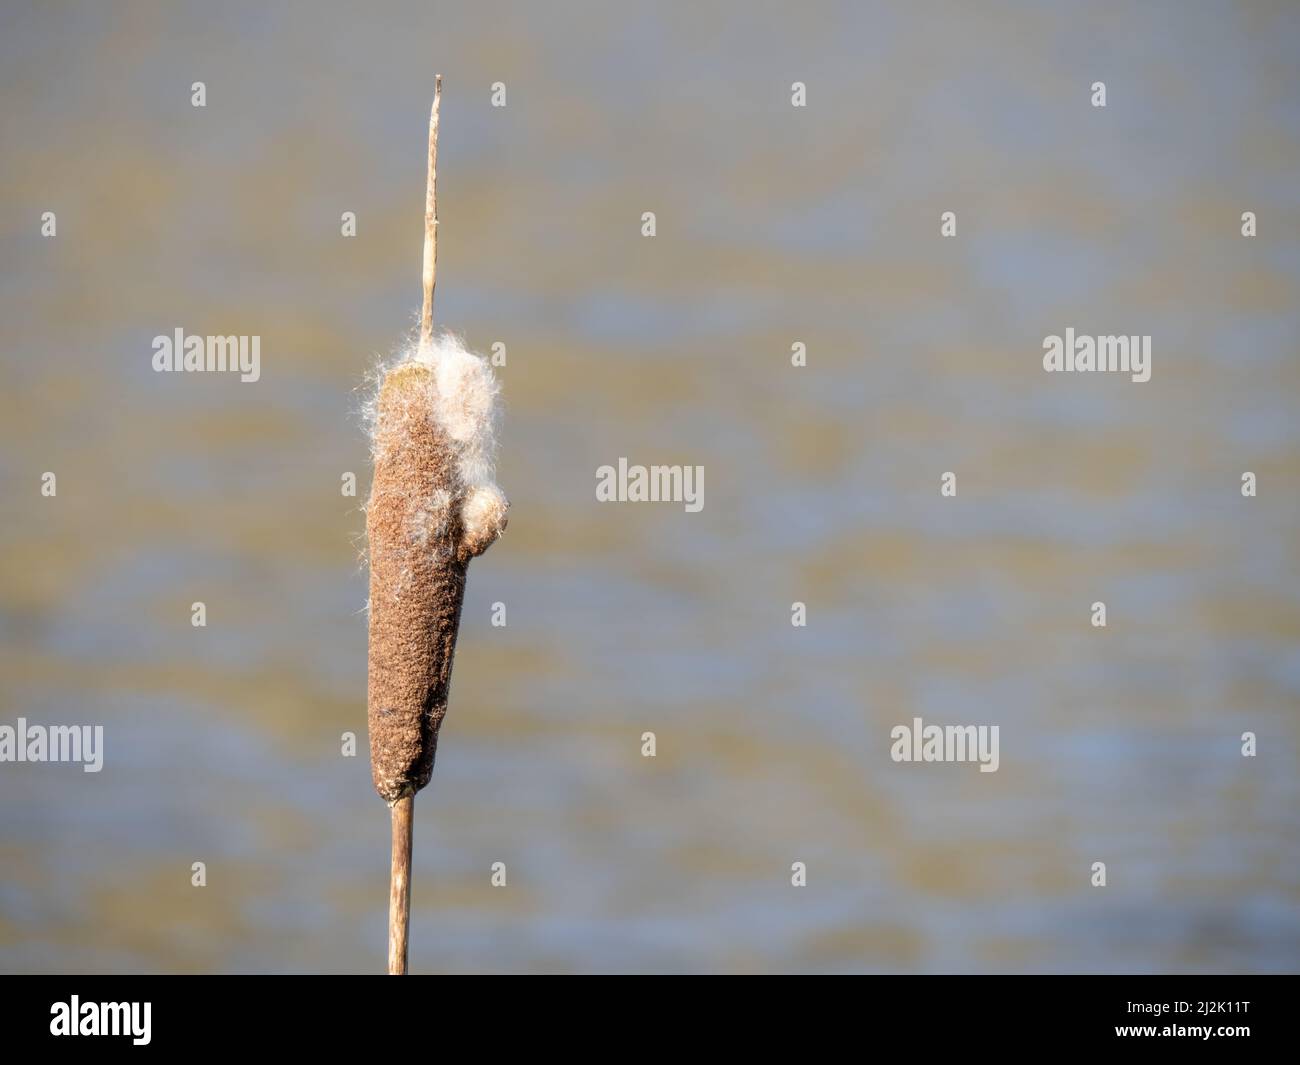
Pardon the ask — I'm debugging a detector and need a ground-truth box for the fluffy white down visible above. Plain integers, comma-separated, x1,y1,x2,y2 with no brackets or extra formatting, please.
369,332,502,494
459,483,509,547
415,335,499,478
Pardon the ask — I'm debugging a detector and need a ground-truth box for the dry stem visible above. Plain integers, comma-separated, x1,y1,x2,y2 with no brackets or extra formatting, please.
387,794,414,974
419,76,441,355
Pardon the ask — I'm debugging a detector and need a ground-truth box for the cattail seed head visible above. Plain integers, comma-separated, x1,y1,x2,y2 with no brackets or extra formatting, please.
366,335,506,805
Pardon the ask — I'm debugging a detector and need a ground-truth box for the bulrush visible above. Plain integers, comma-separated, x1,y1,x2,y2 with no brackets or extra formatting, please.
365,77,508,974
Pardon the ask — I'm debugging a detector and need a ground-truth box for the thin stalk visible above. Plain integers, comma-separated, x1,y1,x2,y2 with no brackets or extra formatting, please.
418,75,441,355
388,794,414,974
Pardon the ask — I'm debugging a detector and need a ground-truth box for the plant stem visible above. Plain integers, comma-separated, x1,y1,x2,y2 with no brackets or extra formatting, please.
388,794,414,974
418,76,441,355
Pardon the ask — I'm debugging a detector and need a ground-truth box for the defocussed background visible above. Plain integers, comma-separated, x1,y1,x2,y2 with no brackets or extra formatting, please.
1,1,1298,973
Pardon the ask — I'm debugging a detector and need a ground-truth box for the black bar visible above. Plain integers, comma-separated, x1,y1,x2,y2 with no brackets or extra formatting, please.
0,975,1288,1052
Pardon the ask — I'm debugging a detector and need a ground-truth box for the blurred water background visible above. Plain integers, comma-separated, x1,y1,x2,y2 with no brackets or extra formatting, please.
1,0,1298,973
